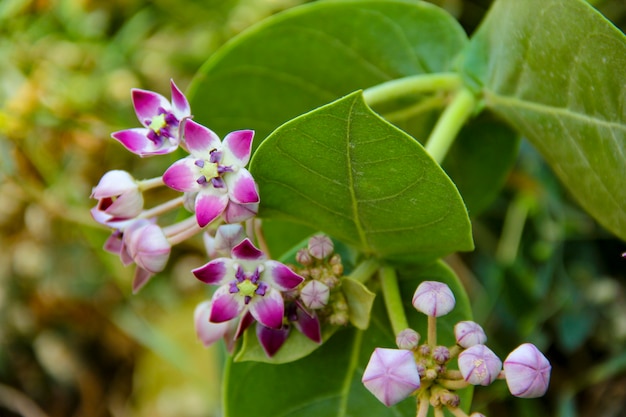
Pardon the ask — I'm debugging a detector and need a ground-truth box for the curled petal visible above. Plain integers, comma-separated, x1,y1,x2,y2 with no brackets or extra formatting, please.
248,288,284,329
231,238,265,261
223,201,258,224
91,170,137,199
184,119,221,155
111,128,177,156
210,285,245,323
132,267,153,294
256,323,290,357
193,258,233,285
362,348,421,407
132,88,171,125
195,191,229,227
293,308,321,343
170,79,190,119
264,260,304,291
225,168,259,204
194,301,231,347
222,130,254,166
163,158,200,192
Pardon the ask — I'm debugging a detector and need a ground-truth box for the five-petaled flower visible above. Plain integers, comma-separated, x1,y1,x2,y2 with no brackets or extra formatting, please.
192,238,304,329
112,79,191,156
163,120,259,227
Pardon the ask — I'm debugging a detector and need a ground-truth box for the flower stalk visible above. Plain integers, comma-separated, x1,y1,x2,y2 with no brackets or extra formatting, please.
379,266,409,335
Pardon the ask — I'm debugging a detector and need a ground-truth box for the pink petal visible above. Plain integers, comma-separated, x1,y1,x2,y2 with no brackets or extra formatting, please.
225,169,259,204
248,288,284,329
293,308,321,343
132,88,170,125
184,119,221,155
194,301,231,347
91,170,136,199
223,201,258,224
132,267,153,294
264,260,304,291
163,158,200,192
170,79,190,119
222,130,254,166
193,258,233,285
195,191,229,227
111,128,176,156
256,323,290,357
231,238,265,261
210,286,245,323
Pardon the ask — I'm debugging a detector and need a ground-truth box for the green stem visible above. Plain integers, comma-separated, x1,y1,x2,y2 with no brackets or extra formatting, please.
379,266,409,335
427,315,437,347
424,87,477,164
348,258,380,284
446,405,470,417
137,176,165,191
363,73,461,107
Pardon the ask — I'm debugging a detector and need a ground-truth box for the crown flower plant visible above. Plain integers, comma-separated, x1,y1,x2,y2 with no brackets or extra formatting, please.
86,0,626,414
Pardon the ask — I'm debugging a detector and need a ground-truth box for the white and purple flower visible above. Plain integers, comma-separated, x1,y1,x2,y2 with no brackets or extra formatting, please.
163,120,259,227
192,238,304,329
362,348,421,407
112,80,191,156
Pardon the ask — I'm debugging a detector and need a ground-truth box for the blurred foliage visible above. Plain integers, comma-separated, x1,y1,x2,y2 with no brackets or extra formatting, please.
0,0,624,416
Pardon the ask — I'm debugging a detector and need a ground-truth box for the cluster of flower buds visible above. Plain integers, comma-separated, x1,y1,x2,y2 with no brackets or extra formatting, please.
362,281,551,416
90,80,260,293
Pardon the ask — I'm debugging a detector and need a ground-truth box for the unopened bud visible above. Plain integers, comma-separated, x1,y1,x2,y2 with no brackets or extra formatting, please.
308,234,334,259
396,328,420,350
458,344,502,386
454,321,487,348
300,280,330,309
296,248,313,266
412,281,455,317
432,346,450,364
503,343,551,398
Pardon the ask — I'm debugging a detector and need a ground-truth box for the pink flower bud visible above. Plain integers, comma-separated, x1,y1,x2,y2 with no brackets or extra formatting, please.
432,346,450,364
124,220,171,274
458,344,502,386
300,280,330,309
412,281,455,317
454,321,487,348
91,170,143,224
308,234,333,259
396,328,420,350
503,343,551,398
362,348,421,407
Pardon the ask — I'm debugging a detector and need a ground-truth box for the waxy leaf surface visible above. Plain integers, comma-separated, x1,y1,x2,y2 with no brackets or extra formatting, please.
250,92,474,262
460,0,626,239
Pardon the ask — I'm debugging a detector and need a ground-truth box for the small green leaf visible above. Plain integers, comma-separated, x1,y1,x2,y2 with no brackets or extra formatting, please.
343,277,376,330
223,261,473,417
250,91,473,262
459,0,626,239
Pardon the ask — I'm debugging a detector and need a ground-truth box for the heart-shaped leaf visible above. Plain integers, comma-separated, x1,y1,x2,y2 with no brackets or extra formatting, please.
250,91,474,262
459,0,626,240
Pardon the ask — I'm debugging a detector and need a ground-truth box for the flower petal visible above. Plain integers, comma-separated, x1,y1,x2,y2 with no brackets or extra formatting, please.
193,258,234,285
132,88,170,125
184,119,221,155
194,301,231,347
222,130,254,166
264,260,304,291
231,238,265,261
256,323,290,357
248,288,284,329
225,169,259,205
293,308,321,343
91,170,137,199
210,285,245,323
132,267,153,294
195,190,228,227
223,201,258,224
111,128,177,156
163,158,200,192
170,79,190,119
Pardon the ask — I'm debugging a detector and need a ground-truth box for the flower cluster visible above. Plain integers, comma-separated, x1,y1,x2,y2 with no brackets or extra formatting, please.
362,281,551,416
90,80,260,293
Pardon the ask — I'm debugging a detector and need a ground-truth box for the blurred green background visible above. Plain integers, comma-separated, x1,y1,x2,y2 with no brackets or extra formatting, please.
0,0,624,416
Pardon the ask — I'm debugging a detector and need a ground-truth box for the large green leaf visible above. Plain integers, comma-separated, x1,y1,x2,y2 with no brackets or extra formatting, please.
459,0,626,240
223,261,473,417
187,0,467,142
249,91,474,262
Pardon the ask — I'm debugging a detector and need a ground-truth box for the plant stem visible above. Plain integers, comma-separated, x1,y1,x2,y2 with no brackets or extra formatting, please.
363,73,461,107
434,406,445,417
138,176,165,191
253,218,270,258
446,405,470,417
349,258,380,283
427,315,437,347
424,87,476,164
416,392,430,417
164,216,203,244
379,266,409,335
138,196,185,219
438,378,469,391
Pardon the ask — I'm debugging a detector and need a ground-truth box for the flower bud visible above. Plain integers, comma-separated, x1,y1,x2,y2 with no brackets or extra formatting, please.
296,248,313,266
396,328,420,350
362,348,421,407
300,280,330,309
204,224,246,258
470,413,487,417
308,234,334,259
124,220,171,274
503,343,551,398
454,321,487,348
412,281,455,317
91,170,143,224
458,344,502,386
432,346,450,364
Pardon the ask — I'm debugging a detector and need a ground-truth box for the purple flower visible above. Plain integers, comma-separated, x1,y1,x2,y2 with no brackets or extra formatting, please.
362,348,421,407
503,343,551,398
111,80,191,156
458,344,502,386
412,281,455,317
192,238,304,329
163,120,259,227
90,170,143,226
454,321,487,348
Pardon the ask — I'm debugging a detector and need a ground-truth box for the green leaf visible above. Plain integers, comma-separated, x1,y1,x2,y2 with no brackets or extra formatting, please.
343,277,376,330
223,261,473,417
188,0,467,142
250,91,474,262
459,0,626,240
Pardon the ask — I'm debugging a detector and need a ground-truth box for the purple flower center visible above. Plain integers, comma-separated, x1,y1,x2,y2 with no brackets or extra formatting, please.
195,149,234,189
229,265,266,305
145,108,180,146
